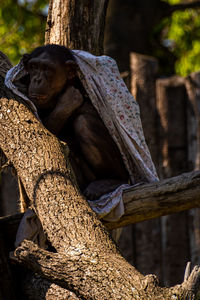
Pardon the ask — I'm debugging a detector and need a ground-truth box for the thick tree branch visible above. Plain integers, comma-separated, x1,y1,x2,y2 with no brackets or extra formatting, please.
13,240,200,300
105,170,200,229
1,170,200,233
13,240,144,299
1,170,200,234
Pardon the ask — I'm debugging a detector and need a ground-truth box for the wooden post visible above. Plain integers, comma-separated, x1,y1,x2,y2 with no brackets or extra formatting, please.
185,72,200,267
130,53,162,282
156,76,190,286
130,52,158,164
156,76,188,178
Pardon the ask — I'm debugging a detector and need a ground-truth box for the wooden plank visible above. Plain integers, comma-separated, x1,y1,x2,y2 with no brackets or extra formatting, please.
130,52,162,281
156,76,190,286
130,52,158,164
186,72,200,267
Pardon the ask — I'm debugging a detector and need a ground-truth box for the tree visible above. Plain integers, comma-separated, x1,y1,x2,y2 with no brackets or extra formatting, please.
1,0,200,298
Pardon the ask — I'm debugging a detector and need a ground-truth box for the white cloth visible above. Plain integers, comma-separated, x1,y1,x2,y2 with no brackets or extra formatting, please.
72,50,158,184
5,50,158,223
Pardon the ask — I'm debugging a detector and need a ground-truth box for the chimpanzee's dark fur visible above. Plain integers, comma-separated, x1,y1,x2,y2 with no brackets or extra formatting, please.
23,44,128,199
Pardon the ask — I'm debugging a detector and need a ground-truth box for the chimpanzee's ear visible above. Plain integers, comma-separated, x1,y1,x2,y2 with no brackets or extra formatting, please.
22,53,31,69
65,60,78,79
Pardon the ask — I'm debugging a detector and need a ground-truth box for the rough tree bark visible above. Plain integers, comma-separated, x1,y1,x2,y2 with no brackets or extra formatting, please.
106,170,200,230
45,0,108,55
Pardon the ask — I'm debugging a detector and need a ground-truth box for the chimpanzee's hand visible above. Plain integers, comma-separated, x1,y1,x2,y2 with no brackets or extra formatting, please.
55,86,84,116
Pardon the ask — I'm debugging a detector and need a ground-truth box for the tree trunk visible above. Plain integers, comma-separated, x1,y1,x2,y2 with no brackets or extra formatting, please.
45,0,108,55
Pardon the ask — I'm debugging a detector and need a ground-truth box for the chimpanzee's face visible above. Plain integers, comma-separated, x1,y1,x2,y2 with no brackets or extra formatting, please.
25,52,68,109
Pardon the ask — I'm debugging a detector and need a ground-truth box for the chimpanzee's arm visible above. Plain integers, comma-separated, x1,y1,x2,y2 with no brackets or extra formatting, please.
44,86,84,135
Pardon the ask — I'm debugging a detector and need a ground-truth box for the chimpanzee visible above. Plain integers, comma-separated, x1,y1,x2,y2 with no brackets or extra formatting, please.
22,44,129,200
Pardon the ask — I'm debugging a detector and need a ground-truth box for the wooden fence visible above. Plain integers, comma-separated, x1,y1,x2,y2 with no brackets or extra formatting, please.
117,52,200,286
